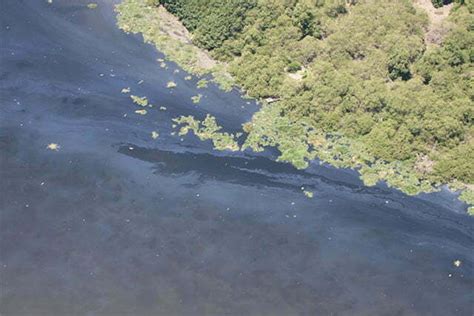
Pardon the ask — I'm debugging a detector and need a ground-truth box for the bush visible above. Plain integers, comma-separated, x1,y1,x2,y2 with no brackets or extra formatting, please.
287,61,302,73
431,0,453,8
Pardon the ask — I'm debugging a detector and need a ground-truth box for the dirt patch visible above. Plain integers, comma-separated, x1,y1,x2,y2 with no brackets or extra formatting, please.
287,66,307,81
156,6,216,70
413,0,453,45
287,72,304,81
414,153,434,174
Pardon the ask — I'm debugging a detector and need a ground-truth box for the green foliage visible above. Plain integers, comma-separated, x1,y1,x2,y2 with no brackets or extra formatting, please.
116,0,213,75
432,142,474,183
365,122,415,161
304,190,314,198
167,81,177,88
118,0,474,213
196,79,208,88
145,0,159,5
173,115,240,151
191,94,202,104
287,61,302,73
431,0,454,8
459,189,474,215
158,0,256,50
174,0,472,203
211,64,235,91
130,95,148,106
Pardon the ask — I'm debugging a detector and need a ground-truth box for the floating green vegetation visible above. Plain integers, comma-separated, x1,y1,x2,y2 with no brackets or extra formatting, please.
87,3,98,9
130,95,148,106
151,131,159,139
173,115,239,151
167,81,177,88
135,109,147,115
121,87,131,93
184,75,192,81
211,64,234,92
47,143,60,151
196,79,208,89
304,191,314,198
457,187,474,215
191,94,202,104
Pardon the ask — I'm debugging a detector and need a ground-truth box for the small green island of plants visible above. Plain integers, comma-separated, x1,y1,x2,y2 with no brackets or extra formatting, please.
173,115,240,151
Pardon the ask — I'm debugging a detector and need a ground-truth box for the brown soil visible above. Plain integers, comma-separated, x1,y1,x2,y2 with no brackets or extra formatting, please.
413,0,453,45
156,6,216,69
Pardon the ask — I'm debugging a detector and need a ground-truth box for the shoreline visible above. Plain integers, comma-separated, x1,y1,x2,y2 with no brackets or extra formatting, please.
115,1,234,91
115,0,473,215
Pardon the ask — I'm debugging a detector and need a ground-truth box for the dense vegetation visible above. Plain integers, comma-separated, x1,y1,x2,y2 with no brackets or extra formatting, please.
431,0,460,8
118,0,473,213
173,115,240,151
155,0,255,50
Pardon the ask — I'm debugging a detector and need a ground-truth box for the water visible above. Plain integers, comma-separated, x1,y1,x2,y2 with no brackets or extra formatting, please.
1,1,472,315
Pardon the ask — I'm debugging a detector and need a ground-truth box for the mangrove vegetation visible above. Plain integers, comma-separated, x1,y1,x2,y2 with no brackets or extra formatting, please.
116,0,473,213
